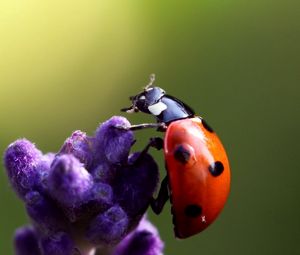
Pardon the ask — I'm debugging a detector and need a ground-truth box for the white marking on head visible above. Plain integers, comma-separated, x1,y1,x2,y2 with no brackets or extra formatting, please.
139,95,146,100
145,87,154,92
148,102,167,115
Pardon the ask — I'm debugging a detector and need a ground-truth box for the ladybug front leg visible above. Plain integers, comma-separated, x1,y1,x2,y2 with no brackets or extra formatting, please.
116,123,167,132
151,176,169,215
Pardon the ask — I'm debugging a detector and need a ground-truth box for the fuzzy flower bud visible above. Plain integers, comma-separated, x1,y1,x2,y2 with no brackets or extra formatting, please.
35,153,55,193
48,155,92,204
91,162,116,184
94,116,134,165
39,232,74,255
4,139,42,198
48,154,93,221
25,191,67,234
86,205,129,246
113,216,164,255
59,130,93,168
90,182,113,208
14,226,41,255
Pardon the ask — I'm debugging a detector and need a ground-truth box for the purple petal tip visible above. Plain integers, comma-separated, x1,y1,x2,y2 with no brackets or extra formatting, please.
48,154,93,207
4,139,42,198
113,217,164,255
14,226,41,255
40,232,74,255
86,205,129,245
94,116,134,165
59,130,93,168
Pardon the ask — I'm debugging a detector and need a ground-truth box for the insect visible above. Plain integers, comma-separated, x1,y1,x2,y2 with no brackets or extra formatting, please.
121,75,230,238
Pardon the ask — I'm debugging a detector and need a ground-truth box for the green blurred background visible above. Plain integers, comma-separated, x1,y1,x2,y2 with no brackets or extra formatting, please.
0,1,299,254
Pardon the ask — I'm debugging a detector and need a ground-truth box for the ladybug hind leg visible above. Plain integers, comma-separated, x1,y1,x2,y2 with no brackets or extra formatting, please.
128,136,169,214
151,176,169,215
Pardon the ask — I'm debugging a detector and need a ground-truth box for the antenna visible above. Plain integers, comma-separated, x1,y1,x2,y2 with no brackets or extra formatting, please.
145,73,156,90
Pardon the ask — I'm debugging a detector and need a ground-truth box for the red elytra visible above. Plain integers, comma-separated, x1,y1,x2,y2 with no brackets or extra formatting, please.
164,117,230,238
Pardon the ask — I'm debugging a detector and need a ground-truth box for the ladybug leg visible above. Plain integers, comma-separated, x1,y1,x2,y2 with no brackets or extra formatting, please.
131,137,167,214
151,176,169,215
132,137,163,164
116,123,167,132
141,137,164,153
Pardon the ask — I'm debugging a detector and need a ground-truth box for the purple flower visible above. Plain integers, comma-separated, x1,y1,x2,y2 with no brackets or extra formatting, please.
59,130,93,168
113,216,164,255
48,155,93,205
4,139,42,199
91,162,117,184
4,116,164,255
91,182,113,207
39,232,74,255
94,116,134,165
36,153,55,193
14,226,41,255
86,205,129,246
25,191,68,234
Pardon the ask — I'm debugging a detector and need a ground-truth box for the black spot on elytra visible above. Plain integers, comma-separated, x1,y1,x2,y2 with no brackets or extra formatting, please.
202,118,214,133
174,145,190,164
208,161,224,177
185,204,202,218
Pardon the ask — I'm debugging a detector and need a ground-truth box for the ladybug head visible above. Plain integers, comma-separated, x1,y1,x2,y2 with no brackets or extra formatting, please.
121,75,166,115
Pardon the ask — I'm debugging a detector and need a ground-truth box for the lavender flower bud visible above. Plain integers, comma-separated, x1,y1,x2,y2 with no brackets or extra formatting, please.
86,205,129,246
114,153,159,219
14,226,41,255
25,191,67,234
94,116,134,165
91,182,113,206
48,154,92,204
36,153,55,193
47,154,93,221
39,232,74,255
113,216,164,255
59,130,93,168
74,182,114,220
37,153,55,175
91,162,116,184
4,139,42,198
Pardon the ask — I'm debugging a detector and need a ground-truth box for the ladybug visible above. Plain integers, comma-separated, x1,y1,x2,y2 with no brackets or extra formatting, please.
121,75,230,238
